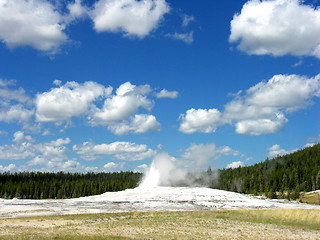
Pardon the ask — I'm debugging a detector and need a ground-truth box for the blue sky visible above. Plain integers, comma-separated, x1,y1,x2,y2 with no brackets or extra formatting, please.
0,0,319,173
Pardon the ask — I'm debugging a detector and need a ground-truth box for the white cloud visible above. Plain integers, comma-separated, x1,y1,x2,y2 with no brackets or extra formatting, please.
134,163,148,172
42,129,52,136
36,81,112,122
180,74,320,135
182,14,194,27
90,82,153,125
103,162,125,172
268,144,297,158
0,78,34,124
53,80,62,86
226,161,244,169
0,140,35,161
229,0,320,58
108,114,161,135
166,31,193,44
179,108,223,134
91,0,170,38
34,138,71,161
304,143,316,148
217,146,240,156
13,131,33,143
235,113,287,135
156,89,179,99
0,86,31,104
0,0,67,53
45,160,84,172
67,0,88,20
0,104,34,123
114,149,157,161
0,163,16,172
292,60,303,68
73,141,154,161
51,137,71,147
0,133,73,167
245,74,320,111
0,78,15,87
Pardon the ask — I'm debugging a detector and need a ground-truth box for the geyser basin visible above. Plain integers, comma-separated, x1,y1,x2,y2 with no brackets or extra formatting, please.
1,187,319,218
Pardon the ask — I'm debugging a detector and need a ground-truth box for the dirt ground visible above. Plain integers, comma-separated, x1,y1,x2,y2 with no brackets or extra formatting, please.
0,210,320,239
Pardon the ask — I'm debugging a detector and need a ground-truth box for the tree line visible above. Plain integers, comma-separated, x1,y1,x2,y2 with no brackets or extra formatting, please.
1,144,319,200
210,143,320,199
0,171,142,199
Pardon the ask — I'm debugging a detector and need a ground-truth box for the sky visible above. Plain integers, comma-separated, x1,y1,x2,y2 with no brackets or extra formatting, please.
0,0,319,173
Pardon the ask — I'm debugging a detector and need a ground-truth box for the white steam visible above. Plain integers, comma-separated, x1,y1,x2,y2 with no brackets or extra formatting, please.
139,153,187,187
139,149,220,188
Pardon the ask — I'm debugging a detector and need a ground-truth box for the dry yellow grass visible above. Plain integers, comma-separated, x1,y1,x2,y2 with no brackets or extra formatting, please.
301,192,320,205
0,209,319,239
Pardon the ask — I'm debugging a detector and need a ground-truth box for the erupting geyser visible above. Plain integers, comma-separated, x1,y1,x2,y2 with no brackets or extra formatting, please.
139,153,187,187
139,161,160,187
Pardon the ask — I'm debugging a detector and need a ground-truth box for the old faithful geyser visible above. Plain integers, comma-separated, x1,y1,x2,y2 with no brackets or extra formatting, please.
139,153,187,187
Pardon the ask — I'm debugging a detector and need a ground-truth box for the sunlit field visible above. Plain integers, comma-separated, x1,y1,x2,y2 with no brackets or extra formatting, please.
0,209,319,240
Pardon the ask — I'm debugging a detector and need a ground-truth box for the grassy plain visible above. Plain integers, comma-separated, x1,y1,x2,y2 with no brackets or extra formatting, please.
0,209,320,239
300,191,320,205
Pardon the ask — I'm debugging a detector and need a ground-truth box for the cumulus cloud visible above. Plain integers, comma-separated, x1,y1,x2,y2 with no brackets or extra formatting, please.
134,163,148,172
13,131,33,143
103,162,125,172
267,144,297,158
0,132,36,160
0,105,34,123
229,0,320,58
3,78,161,135
235,113,288,136
0,163,16,172
0,132,73,167
73,141,155,161
180,74,320,135
0,78,34,124
226,161,244,169
0,0,67,53
107,114,161,135
166,31,194,44
156,89,179,99
67,0,88,20
45,160,84,172
36,81,112,122
91,0,170,38
245,74,320,111
0,0,173,53
114,148,157,161
179,108,223,134
90,82,153,125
